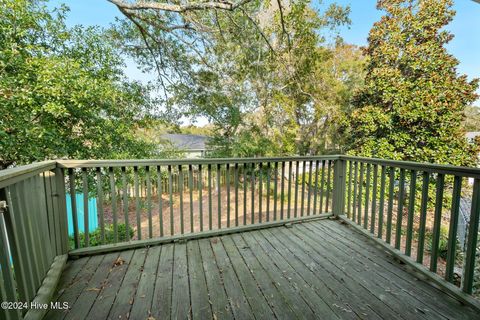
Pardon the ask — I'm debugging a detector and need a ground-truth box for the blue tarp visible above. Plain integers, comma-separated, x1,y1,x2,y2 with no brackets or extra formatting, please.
66,193,98,235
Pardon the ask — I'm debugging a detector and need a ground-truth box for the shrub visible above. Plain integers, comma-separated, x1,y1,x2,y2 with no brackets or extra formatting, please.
69,223,135,248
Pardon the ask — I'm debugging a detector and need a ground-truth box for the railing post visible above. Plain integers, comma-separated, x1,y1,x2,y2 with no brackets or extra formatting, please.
332,157,346,217
462,178,480,294
54,166,69,254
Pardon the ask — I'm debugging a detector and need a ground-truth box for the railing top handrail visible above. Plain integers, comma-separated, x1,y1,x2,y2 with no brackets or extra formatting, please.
56,155,341,168
0,160,57,189
341,155,480,178
2,155,480,188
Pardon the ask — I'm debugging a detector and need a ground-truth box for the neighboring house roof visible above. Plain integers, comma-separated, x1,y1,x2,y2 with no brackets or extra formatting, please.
466,131,480,141
161,134,209,151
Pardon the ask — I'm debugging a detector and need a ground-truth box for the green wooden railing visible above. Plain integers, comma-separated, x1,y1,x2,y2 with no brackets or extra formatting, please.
1,155,480,320
0,161,69,320
58,156,337,251
339,155,480,305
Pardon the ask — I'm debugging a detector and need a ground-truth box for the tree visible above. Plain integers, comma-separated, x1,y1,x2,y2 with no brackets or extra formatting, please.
0,0,159,169
464,105,480,132
345,0,479,166
111,0,362,157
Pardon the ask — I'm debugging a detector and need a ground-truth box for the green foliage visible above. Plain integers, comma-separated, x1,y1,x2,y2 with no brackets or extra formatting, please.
113,0,364,157
69,223,134,249
345,0,479,166
425,225,449,259
0,0,159,169
463,106,480,132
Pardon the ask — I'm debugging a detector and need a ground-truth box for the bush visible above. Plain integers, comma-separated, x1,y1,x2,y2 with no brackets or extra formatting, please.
425,225,449,259
69,223,135,248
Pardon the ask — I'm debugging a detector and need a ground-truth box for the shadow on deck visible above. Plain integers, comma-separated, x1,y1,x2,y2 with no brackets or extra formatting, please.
48,219,477,320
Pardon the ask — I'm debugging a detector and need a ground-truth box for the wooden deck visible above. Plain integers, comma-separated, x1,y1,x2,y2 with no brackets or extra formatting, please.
47,219,477,320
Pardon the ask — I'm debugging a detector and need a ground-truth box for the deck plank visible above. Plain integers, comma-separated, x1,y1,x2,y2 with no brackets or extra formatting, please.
312,220,478,320
49,255,104,320
130,246,162,320
64,252,120,320
108,249,147,319
272,227,397,319
260,227,360,320
210,237,255,319
187,241,212,320
151,243,174,320
292,224,433,320
230,233,300,319
252,229,341,319
45,256,89,319
51,219,480,320
220,236,277,319
171,243,191,319
86,250,135,320
245,231,338,319
198,238,234,320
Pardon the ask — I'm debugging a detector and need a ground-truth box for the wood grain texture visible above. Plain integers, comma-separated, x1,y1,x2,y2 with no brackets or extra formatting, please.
50,219,479,319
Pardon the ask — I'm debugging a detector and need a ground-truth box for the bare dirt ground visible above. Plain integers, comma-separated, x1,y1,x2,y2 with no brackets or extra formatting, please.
102,185,330,240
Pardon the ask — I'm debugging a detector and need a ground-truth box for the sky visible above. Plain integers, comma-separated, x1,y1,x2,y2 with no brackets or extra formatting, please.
50,0,480,101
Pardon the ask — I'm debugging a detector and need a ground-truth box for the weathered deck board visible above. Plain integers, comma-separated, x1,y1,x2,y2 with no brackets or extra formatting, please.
51,220,479,319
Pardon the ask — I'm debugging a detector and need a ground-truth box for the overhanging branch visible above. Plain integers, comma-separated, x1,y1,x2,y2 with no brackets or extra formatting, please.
108,0,253,13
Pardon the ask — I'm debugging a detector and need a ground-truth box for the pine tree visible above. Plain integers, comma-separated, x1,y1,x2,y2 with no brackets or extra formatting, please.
346,0,479,166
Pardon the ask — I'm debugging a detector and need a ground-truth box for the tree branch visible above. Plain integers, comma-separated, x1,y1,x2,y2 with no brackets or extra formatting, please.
108,0,253,13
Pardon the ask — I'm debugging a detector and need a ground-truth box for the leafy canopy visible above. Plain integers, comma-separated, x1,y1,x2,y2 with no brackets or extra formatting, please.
0,0,159,169
112,0,364,157
345,0,479,166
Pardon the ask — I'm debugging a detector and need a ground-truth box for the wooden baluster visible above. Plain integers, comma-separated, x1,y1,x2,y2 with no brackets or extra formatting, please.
301,161,306,217
326,160,332,213
352,162,358,223
364,164,371,229
416,172,430,263
430,173,445,272
189,165,194,233
266,162,271,222
405,170,417,256
280,162,286,219
288,161,293,218
157,166,164,237
69,168,80,248
258,162,263,223
134,167,141,240
370,165,378,234
294,161,299,217
445,175,462,282
377,165,386,239
463,178,480,294
198,164,203,232
347,161,352,219
208,164,212,230
251,163,255,224
306,161,312,216
226,163,231,227
146,167,152,238
395,168,406,250
168,165,174,235
234,163,239,226
82,168,89,247
357,163,364,224
121,167,129,241
96,168,105,244
386,167,395,244
179,165,184,234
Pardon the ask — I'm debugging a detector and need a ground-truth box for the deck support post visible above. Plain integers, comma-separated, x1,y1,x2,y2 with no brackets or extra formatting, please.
332,157,346,218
